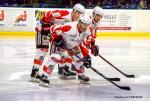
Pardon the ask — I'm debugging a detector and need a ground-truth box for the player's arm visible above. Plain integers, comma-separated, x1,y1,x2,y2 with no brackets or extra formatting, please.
51,10,70,20
49,24,71,48
90,28,99,56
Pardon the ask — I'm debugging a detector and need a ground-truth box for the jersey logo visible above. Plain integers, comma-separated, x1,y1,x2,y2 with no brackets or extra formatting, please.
0,10,4,21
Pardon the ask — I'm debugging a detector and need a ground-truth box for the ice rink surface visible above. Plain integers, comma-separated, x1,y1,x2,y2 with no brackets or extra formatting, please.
0,36,150,101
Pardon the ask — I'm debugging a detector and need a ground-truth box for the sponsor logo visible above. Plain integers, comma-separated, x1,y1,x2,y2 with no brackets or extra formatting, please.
0,10,4,21
35,10,46,21
104,14,117,19
15,11,27,23
14,11,27,26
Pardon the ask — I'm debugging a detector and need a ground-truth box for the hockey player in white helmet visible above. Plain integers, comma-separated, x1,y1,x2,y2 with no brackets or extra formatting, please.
71,3,85,21
93,6,103,23
39,14,92,87
30,3,85,82
57,3,85,79
80,6,103,60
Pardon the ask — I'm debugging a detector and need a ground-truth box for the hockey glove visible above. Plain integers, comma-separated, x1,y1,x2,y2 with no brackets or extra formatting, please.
54,35,65,48
91,42,99,56
83,55,91,68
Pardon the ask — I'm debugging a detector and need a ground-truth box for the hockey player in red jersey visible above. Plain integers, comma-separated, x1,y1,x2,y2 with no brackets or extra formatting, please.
30,4,85,82
39,14,92,87
80,6,103,58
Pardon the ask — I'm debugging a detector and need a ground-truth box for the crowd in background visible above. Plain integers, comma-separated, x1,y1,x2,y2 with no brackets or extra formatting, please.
0,0,149,9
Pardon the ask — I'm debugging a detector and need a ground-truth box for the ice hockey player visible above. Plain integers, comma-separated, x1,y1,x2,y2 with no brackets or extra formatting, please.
39,14,92,87
67,6,104,75
80,6,103,58
55,3,85,79
30,3,85,82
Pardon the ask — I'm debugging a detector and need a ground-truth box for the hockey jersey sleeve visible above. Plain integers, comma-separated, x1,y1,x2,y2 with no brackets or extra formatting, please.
80,29,92,57
89,27,97,44
42,10,70,24
80,25,98,57
49,23,72,41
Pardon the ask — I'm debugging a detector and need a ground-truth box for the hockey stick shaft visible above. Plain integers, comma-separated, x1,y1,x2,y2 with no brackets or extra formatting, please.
90,66,130,90
98,54,135,78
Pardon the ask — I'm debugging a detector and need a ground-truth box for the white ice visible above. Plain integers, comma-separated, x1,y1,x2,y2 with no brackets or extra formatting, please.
0,37,150,101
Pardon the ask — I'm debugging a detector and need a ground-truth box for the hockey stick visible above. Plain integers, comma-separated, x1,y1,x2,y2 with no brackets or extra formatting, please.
76,55,130,90
98,54,135,78
90,66,130,90
72,62,120,81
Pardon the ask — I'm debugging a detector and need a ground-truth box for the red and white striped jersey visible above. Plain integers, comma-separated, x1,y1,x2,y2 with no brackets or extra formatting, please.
42,10,72,25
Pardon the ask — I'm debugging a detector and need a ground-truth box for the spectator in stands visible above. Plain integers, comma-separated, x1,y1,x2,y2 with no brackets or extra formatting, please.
68,0,74,8
96,0,102,6
139,0,148,8
0,0,149,9
33,0,40,7
16,0,25,6
3,0,9,6
0,0,5,5
117,0,127,8
74,0,82,4
111,0,118,8
101,0,107,7
9,0,18,6
105,0,113,8
147,0,150,8
126,0,138,9
61,0,74,8
85,0,94,8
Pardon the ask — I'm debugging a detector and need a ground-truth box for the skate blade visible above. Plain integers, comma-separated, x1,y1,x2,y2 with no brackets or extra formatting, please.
59,75,69,80
59,75,76,80
29,77,40,83
68,76,76,79
80,80,90,84
39,81,49,87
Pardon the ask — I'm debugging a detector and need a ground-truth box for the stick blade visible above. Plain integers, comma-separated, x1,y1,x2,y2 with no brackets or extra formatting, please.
126,74,135,78
119,86,131,91
107,78,120,81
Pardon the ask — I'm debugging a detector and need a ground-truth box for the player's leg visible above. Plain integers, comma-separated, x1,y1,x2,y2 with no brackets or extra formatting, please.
71,52,90,83
64,56,76,79
58,52,76,79
30,48,48,82
39,42,62,87
30,26,49,82
39,53,61,87
58,59,69,79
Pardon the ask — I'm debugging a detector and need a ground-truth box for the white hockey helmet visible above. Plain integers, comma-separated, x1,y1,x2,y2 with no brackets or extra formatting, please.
79,14,92,24
93,6,104,17
73,3,85,14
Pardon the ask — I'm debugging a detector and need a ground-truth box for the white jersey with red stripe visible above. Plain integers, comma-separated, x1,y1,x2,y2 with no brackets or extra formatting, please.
80,19,99,56
81,19,99,46
90,20,99,41
50,21,91,50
